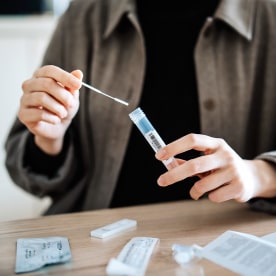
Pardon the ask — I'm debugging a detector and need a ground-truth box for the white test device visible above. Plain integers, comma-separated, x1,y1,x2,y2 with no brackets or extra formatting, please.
90,219,137,239
106,237,159,275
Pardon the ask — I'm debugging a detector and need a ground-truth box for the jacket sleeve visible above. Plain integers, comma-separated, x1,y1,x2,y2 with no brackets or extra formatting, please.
5,120,80,197
256,151,276,164
248,151,276,214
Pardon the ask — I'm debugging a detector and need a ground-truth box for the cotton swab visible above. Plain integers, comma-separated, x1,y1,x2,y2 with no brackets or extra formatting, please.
81,82,129,106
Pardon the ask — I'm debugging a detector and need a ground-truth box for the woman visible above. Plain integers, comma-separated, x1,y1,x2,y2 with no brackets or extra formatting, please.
5,0,276,214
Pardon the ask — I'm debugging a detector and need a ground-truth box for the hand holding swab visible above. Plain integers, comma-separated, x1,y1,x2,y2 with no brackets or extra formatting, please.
81,82,129,106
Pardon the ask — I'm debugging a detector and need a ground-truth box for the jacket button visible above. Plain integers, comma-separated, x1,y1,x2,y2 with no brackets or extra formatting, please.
204,98,216,111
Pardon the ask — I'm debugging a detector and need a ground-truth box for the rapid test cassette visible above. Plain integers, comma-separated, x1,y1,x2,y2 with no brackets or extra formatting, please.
106,237,159,275
90,219,137,239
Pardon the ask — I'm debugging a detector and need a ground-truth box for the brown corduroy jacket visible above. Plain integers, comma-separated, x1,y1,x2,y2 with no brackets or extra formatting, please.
5,0,276,214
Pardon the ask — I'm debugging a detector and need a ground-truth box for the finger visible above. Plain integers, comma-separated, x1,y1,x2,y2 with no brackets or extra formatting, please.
190,167,233,200
157,162,193,187
23,78,75,109
33,65,82,91
175,158,185,165
18,107,61,126
71,69,83,80
31,121,62,140
157,153,224,187
207,182,245,203
69,70,83,95
156,133,225,160
21,92,68,119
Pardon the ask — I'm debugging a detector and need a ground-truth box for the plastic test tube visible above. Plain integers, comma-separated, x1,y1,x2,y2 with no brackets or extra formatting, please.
129,107,178,170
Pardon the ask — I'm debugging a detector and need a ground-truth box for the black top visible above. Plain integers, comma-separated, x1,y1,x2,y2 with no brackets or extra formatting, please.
110,1,219,207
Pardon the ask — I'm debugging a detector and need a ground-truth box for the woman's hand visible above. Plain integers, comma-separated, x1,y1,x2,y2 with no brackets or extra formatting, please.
155,133,276,203
18,65,82,155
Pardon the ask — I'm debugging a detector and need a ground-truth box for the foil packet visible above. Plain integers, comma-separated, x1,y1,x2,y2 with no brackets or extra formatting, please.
15,236,71,274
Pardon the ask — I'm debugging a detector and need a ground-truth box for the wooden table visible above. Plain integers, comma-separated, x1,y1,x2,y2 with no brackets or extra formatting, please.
0,199,275,275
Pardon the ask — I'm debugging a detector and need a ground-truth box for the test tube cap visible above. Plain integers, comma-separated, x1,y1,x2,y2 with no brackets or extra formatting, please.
129,107,145,124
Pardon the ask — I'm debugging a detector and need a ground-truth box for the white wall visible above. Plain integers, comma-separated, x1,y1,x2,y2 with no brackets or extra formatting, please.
0,15,58,222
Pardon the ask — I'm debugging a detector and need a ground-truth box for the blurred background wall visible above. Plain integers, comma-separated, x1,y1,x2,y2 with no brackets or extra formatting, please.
0,0,71,222
0,0,70,16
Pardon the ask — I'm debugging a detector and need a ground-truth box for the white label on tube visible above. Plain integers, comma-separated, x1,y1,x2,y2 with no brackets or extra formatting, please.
144,130,166,152
144,130,176,169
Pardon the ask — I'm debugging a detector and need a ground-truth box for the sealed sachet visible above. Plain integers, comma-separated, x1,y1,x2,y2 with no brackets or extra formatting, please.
15,237,71,274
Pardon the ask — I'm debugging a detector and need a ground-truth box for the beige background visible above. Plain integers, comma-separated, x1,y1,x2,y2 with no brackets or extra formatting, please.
0,15,58,222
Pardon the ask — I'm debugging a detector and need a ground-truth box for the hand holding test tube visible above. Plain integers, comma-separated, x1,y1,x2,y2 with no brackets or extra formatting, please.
129,108,178,170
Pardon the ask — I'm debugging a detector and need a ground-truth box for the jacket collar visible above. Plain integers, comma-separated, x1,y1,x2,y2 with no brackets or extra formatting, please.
104,0,257,41
104,0,136,38
215,0,257,40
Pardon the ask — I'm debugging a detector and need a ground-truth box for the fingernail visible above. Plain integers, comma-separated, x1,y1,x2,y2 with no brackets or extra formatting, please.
53,116,61,124
157,177,166,187
156,148,167,159
60,110,68,118
72,77,81,88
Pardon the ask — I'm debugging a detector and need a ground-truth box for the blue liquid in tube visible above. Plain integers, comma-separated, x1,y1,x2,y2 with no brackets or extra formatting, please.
129,107,178,170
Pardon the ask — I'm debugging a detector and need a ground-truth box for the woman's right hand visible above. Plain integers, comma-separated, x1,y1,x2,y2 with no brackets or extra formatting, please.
18,65,83,155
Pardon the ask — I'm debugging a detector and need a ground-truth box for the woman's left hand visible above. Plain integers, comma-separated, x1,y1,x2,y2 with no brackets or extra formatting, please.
155,133,276,203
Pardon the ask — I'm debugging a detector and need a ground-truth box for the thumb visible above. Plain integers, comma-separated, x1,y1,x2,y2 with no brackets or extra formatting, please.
71,69,83,81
